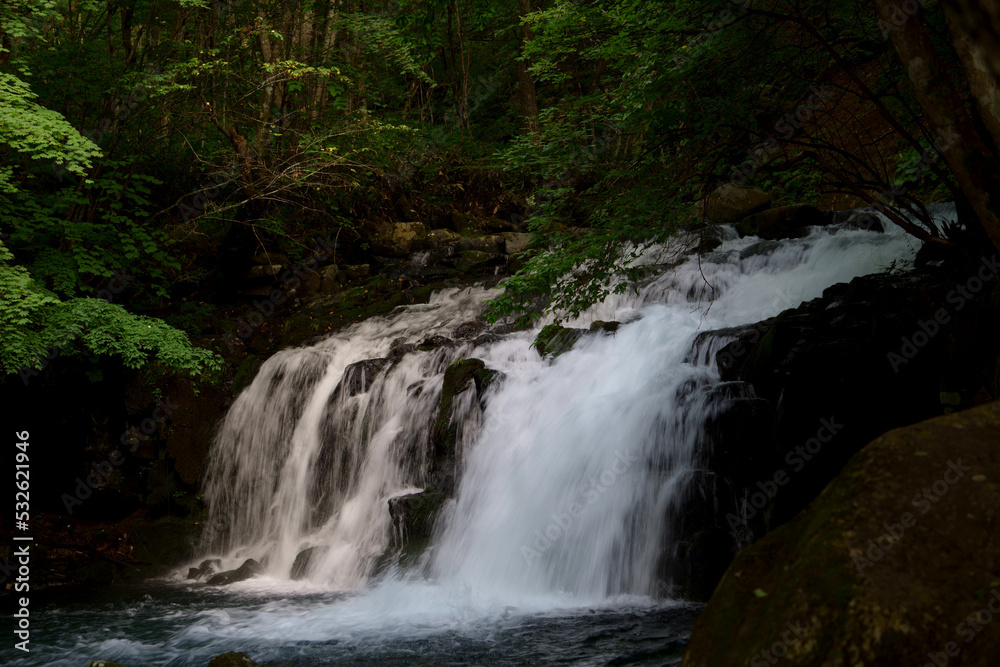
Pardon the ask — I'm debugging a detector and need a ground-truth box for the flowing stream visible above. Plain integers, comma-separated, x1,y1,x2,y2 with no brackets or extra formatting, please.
7,209,937,666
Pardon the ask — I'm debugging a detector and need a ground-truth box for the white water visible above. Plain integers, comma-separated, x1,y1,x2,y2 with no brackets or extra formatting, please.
8,212,944,667
197,210,930,613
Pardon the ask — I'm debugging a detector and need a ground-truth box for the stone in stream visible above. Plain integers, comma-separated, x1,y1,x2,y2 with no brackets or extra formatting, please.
290,546,329,580
735,204,834,239
206,653,260,667
206,559,263,586
187,558,222,580
532,323,587,358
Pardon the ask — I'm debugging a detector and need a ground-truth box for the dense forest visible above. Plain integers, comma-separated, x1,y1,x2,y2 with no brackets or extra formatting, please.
4,1,1000,665
4,0,1000,378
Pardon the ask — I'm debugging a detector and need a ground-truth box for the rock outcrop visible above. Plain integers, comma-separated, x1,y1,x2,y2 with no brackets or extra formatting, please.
683,401,1000,666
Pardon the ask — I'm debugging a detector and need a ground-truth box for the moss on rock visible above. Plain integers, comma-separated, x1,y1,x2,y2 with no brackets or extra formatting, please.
533,323,586,359
683,401,1000,666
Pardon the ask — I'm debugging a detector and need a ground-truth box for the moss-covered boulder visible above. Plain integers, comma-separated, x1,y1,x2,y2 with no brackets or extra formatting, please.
388,489,447,562
683,401,1000,666
533,323,586,358
430,359,500,494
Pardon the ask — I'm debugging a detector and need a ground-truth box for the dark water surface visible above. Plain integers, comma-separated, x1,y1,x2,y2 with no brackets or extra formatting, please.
5,582,700,666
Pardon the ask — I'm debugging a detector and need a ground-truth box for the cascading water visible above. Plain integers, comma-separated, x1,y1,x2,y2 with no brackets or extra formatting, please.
198,209,923,602
10,208,943,667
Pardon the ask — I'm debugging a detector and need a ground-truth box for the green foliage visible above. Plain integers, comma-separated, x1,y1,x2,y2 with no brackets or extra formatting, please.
0,239,220,377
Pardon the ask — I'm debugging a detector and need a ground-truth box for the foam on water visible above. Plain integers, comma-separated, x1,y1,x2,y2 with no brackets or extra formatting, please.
7,208,952,666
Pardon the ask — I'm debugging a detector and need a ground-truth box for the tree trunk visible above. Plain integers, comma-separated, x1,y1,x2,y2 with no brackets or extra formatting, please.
875,0,1000,254
942,3,1000,154
516,0,540,133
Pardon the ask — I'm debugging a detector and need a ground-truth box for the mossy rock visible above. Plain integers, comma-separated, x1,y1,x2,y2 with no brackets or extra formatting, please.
683,401,1000,666
430,359,501,494
231,354,262,396
388,489,447,564
533,323,586,358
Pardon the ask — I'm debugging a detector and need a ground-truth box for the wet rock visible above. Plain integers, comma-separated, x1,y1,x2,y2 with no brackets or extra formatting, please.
86,662,131,667
589,320,621,334
832,208,885,232
333,358,390,398
472,333,503,346
290,546,328,580
677,260,1000,601
206,559,263,586
697,184,771,224
418,335,453,351
187,558,222,580
431,359,500,495
454,321,488,339
735,204,833,239
388,490,446,556
684,402,1000,667
388,339,417,362
533,323,587,358
738,240,782,260
206,653,260,667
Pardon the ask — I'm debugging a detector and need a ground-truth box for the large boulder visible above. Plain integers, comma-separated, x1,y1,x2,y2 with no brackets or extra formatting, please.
697,184,772,224
683,401,1000,667
668,258,1000,600
431,359,500,494
290,546,328,580
388,489,446,560
735,204,834,239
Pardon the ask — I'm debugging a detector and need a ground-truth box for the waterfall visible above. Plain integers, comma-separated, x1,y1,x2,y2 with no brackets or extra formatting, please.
198,210,927,600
